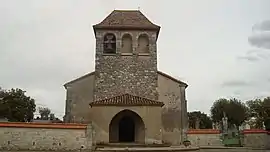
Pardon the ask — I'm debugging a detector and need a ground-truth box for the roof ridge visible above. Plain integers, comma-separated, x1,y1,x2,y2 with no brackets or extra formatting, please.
114,10,140,12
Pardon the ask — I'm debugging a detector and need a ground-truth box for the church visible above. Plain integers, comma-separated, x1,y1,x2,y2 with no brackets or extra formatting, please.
63,10,188,145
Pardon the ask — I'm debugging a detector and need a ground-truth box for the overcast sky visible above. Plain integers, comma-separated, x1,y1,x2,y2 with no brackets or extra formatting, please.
1,0,270,118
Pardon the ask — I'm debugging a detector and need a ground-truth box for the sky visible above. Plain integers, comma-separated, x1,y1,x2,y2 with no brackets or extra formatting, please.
0,0,270,118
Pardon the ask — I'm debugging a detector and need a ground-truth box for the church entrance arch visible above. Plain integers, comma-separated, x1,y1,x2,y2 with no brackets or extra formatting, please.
109,109,145,143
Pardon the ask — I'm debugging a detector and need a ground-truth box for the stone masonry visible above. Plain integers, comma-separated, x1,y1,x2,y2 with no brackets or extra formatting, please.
94,30,158,101
0,123,92,151
64,10,189,145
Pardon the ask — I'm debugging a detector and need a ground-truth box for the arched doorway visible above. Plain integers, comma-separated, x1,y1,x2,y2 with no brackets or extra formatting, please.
119,116,135,142
109,110,145,143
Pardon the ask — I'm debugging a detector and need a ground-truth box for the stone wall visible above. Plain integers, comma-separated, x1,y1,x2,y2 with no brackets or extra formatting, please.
187,129,270,149
0,123,269,151
158,73,187,145
0,122,92,151
94,30,158,101
199,147,270,152
64,72,95,123
242,129,270,149
187,129,222,146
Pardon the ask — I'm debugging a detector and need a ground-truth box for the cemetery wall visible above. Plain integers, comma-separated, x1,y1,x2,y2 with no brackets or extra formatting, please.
187,129,222,146
242,129,269,149
0,122,92,151
187,129,270,149
0,122,269,150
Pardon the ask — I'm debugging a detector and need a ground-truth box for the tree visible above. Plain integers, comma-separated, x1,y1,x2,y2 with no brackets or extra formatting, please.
38,107,59,121
188,111,213,129
246,97,270,130
210,98,248,128
49,113,55,120
0,88,36,122
38,107,51,120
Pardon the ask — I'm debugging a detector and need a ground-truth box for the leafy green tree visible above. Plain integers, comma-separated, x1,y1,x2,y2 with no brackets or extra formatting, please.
211,98,248,128
188,111,213,129
38,107,51,120
0,88,36,122
246,97,270,130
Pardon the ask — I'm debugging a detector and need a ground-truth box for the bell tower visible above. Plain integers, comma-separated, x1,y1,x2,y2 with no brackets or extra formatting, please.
93,10,161,101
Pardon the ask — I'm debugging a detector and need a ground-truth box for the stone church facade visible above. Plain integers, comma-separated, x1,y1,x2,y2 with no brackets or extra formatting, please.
64,10,188,145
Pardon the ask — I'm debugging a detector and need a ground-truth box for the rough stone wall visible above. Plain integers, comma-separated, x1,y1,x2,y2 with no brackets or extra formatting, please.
187,133,222,146
187,130,270,149
94,30,158,101
157,73,187,145
0,123,92,151
243,132,269,149
199,147,270,152
64,73,94,123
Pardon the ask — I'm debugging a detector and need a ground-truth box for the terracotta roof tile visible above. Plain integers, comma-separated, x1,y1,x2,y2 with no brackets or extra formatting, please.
90,93,164,107
93,10,160,30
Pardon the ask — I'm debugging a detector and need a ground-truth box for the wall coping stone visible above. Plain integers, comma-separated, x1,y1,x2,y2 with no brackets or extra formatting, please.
0,122,87,129
242,129,269,134
187,129,269,134
187,129,220,134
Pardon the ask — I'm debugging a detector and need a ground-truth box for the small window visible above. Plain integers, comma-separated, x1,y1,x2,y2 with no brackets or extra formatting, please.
138,34,149,53
103,33,116,54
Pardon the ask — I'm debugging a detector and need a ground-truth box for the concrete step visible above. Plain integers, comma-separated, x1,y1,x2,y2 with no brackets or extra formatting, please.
96,143,171,148
95,146,200,152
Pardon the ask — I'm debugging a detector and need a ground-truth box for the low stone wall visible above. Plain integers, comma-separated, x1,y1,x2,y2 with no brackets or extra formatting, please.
199,146,270,152
187,129,270,149
187,129,222,146
243,129,270,149
0,123,269,151
0,122,92,151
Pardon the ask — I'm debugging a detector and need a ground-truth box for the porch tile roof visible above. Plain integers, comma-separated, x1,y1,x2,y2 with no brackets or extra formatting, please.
89,93,164,107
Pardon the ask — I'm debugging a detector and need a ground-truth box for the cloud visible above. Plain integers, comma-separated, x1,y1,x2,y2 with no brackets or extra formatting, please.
248,20,270,50
221,80,252,88
252,20,270,32
237,49,270,62
238,20,270,62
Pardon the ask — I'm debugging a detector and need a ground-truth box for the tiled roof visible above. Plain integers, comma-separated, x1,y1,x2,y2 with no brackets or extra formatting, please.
93,10,160,30
89,93,164,107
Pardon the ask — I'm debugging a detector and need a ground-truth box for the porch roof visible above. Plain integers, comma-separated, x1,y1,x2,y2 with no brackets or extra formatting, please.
89,93,164,107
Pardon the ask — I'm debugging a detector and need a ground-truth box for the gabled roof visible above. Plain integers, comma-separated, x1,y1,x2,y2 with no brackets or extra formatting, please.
157,71,188,88
64,71,188,89
64,72,94,88
93,10,160,31
89,93,164,107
